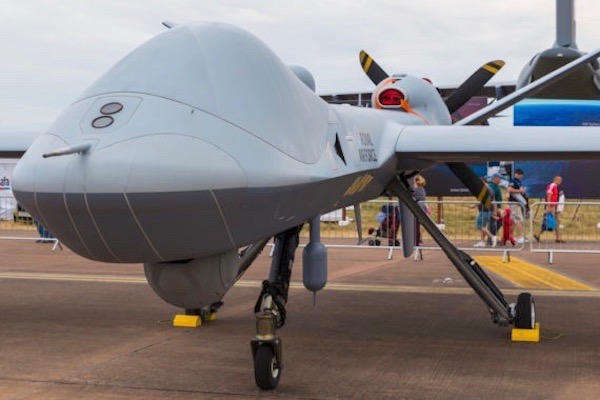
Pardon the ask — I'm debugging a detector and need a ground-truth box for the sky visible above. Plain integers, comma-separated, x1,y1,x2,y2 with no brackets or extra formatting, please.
1,0,599,132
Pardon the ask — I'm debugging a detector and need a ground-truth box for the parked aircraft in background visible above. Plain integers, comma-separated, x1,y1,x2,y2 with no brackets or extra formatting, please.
517,0,599,99
10,19,600,391
386,0,600,199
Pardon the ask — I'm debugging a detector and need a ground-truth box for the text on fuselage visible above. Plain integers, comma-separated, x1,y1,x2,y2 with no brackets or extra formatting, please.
358,132,377,162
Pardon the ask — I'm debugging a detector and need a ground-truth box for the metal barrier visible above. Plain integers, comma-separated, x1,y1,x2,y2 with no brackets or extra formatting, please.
412,200,526,262
301,199,403,259
529,201,600,263
0,195,61,251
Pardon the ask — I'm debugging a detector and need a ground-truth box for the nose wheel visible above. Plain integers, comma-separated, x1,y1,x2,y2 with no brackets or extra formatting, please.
253,341,282,390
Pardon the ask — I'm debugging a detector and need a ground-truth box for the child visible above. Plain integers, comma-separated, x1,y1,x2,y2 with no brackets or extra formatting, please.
501,208,515,246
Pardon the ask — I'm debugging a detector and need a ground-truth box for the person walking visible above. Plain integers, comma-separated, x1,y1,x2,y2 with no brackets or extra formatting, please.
487,173,503,247
507,169,527,244
473,178,494,248
413,175,428,245
534,175,564,243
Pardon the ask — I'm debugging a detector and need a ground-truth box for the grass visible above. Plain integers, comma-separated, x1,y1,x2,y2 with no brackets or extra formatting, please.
0,219,36,231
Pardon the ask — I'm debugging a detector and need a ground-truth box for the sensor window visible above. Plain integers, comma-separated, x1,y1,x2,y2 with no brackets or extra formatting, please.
100,102,123,115
92,116,114,129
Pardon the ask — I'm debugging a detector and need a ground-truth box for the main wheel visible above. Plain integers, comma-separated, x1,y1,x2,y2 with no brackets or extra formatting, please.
514,292,536,329
254,344,281,390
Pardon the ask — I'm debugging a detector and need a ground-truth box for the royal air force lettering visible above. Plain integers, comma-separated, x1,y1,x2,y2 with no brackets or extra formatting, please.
358,132,377,163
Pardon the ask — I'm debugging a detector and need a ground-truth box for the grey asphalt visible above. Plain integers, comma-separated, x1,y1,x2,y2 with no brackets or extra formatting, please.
1,240,599,399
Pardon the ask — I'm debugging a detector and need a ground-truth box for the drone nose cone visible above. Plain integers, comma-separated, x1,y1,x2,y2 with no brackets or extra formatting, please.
13,134,246,263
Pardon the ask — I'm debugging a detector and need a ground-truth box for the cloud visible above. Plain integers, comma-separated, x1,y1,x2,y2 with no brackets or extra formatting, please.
1,0,598,131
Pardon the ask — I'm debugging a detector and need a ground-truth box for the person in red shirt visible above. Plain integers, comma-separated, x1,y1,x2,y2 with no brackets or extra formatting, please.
534,176,564,243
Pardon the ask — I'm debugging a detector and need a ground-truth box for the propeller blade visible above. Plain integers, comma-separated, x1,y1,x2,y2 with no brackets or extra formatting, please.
357,52,500,208
359,50,390,85
444,60,505,114
443,61,504,203
446,162,493,208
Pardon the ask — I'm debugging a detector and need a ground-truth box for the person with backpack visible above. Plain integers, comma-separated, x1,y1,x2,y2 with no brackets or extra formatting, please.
533,175,565,243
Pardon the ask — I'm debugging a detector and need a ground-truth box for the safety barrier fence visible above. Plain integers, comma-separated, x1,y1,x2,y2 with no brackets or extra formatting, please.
294,199,526,260
0,195,61,250
411,200,526,262
529,201,600,263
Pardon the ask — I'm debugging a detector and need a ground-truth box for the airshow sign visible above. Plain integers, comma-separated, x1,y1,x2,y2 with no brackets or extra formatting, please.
0,159,17,220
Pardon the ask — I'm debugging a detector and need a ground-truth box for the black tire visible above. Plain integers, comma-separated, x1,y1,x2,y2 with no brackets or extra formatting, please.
514,292,535,329
254,344,280,390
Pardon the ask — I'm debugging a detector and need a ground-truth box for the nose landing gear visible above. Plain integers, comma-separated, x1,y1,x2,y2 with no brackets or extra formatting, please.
251,226,301,390
252,299,283,390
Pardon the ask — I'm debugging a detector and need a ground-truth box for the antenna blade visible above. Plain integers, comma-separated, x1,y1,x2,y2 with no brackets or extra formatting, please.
162,21,177,29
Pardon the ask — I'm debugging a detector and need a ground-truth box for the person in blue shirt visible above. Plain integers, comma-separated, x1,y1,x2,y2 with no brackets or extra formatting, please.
507,169,527,244
473,177,494,248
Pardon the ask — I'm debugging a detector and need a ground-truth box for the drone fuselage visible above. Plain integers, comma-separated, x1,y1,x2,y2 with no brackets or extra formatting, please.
13,23,449,264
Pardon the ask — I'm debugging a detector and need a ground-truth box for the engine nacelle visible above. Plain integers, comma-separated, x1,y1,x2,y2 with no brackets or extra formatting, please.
144,250,239,310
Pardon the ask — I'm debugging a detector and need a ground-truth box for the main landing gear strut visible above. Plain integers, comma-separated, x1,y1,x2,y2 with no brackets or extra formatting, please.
251,225,302,390
388,174,535,329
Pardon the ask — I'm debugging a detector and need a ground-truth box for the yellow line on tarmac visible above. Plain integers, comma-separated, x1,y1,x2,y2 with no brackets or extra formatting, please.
474,256,595,291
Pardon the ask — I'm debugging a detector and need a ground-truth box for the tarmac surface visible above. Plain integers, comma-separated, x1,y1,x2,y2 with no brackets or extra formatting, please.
1,239,600,399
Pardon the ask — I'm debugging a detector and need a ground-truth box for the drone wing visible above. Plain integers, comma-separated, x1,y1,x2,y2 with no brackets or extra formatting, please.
397,125,600,164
